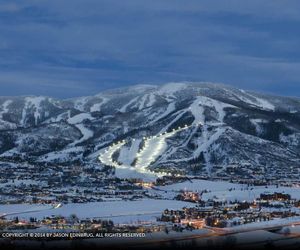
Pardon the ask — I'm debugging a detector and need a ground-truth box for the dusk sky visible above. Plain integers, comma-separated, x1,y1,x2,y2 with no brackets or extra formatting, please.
0,0,300,98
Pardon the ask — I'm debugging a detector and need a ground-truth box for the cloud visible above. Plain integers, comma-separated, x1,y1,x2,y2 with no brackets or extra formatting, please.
0,3,22,13
0,0,299,97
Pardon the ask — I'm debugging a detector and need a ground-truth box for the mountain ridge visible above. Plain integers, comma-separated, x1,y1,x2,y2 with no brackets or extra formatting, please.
0,82,299,181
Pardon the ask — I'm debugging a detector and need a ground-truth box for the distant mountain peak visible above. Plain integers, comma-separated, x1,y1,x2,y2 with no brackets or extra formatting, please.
0,82,299,181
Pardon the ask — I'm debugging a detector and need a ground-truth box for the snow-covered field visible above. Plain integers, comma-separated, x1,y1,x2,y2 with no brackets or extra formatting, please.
157,179,300,202
0,200,193,224
158,179,244,192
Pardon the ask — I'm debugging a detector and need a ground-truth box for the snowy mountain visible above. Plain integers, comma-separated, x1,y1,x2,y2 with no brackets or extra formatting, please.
0,82,299,180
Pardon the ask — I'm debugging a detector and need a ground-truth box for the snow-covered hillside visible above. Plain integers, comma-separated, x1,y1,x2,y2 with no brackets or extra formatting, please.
0,82,299,180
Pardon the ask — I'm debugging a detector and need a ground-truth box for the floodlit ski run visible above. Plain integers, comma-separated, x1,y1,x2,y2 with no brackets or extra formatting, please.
98,123,202,177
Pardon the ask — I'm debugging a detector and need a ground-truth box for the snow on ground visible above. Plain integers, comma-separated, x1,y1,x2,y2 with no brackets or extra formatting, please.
223,216,300,234
237,92,275,111
99,138,159,181
135,93,158,110
193,127,225,158
38,147,84,162
0,100,12,118
118,139,141,165
99,125,192,180
90,97,109,112
201,185,300,202
172,96,232,173
157,179,300,202
27,97,45,125
44,111,70,123
66,113,94,146
68,124,93,147
119,97,139,113
146,93,156,107
73,96,90,111
157,82,187,98
249,94,275,111
0,200,193,224
189,97,205,125
161,125,225,175
151,102,175,124
114,168,158,182
133,126,191,176
0,204,53,216
280,133,300,146
99,140,127,168
134,131,176,174
0,100,17,129
199,96,236,123
189,95,236,125
67,113,93,124
250,119,268,135
138,94,148,110
159,110,187,133
158,179,245,193
0,179,47,188
21,97,46,126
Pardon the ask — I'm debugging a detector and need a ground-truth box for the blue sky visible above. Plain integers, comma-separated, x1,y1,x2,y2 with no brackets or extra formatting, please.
0,0,300,98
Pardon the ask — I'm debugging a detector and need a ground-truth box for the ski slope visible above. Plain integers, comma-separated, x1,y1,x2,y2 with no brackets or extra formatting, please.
98,124,200,179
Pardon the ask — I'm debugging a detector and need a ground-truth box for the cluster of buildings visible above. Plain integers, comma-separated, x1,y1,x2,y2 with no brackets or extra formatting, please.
175,190,201,203
0,214,169,236
0,215,114,232
207,162,300,184
1,159,300,237
0,163,152,205
160,191,300,229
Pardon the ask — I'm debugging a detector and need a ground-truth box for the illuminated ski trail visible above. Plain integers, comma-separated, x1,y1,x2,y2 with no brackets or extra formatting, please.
98,123,201,178
98,140,127,168
135,126,190,174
